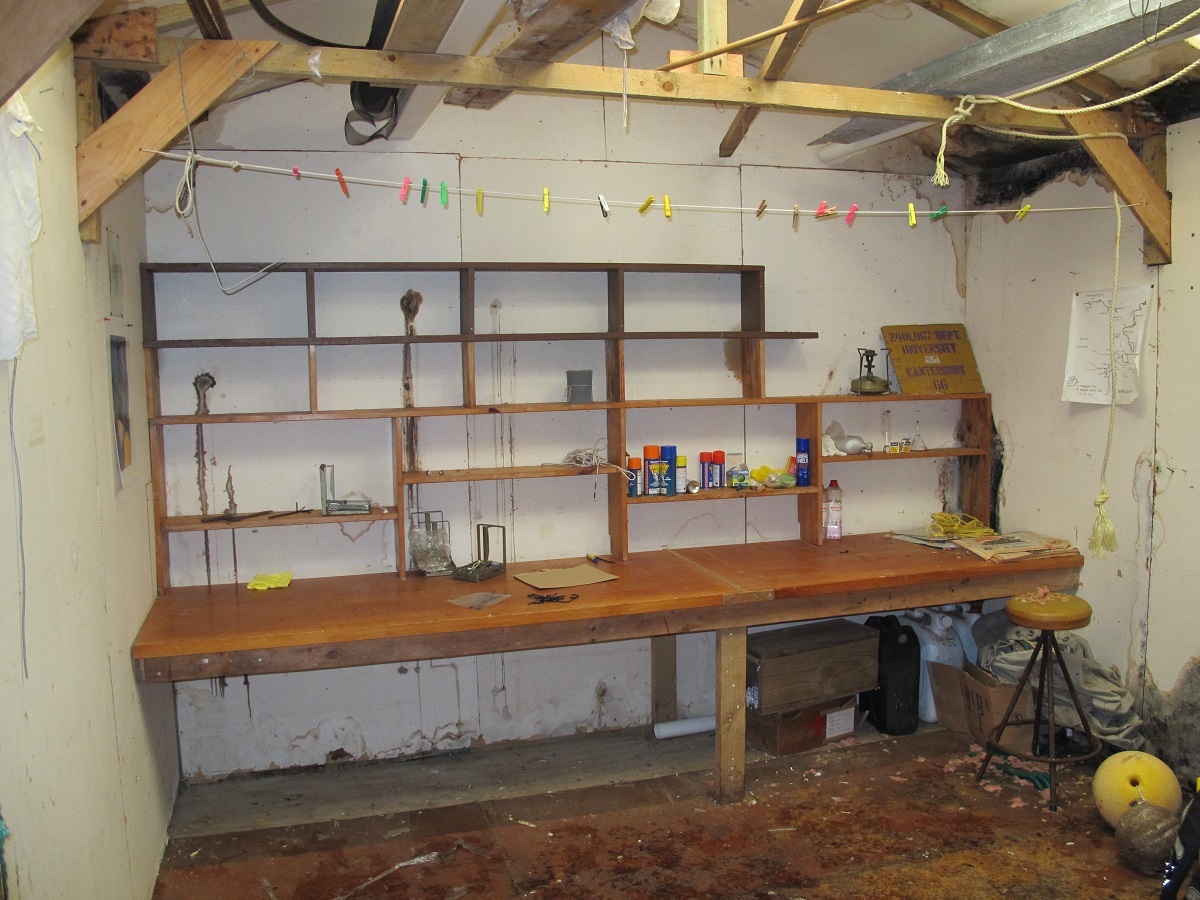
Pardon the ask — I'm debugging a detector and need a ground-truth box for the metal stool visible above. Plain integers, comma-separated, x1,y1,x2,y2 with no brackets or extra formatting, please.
976,590,1103,810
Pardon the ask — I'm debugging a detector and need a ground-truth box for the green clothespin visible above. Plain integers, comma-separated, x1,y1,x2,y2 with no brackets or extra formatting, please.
930,205,948,221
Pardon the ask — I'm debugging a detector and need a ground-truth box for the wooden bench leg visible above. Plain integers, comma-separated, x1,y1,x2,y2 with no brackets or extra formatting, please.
714,626,747,803
650,635,678,724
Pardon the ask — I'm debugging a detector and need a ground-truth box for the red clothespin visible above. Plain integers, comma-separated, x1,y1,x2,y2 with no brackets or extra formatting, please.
845,203,858,225
292,166,301,180
815,201,838,219
335,168,349,197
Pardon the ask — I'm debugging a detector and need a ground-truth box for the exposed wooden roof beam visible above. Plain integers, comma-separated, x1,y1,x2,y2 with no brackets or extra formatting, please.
76,38,275,223
443,0,637,109
1,0,105,106
1066,109,1171,262
718,0,824,158
230,41,1074,132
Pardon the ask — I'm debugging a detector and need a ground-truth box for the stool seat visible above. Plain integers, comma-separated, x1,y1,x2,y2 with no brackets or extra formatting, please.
1006,590,1092,631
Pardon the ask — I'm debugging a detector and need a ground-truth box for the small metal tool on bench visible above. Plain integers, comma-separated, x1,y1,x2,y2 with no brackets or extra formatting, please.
319,464,373,515
453,523,506,582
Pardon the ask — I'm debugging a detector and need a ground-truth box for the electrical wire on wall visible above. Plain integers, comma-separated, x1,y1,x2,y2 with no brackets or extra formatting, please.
171,36,279,295
6,360,28,677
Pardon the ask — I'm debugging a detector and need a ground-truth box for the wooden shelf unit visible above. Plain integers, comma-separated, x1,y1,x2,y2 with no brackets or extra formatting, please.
142,262,991,589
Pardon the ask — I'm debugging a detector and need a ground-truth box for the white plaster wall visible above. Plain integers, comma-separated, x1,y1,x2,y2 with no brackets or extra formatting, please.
964,176,1158,678
0,47,176,900
1150,117,1200,692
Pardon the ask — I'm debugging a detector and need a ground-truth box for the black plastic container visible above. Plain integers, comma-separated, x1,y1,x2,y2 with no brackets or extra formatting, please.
861,614,920,736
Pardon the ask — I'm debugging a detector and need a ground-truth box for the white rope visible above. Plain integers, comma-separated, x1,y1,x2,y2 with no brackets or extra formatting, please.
1089,190,1122,558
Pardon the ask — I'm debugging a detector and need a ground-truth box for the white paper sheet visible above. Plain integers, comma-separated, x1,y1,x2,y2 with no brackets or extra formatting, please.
1062,284,1152,405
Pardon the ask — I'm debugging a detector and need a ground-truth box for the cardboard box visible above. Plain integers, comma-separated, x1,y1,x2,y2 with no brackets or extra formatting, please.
747,695,858,756
927,660,1034,743
747,619,879,714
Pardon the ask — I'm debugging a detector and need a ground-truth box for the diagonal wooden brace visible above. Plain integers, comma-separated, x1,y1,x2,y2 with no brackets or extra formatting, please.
76,39,276,224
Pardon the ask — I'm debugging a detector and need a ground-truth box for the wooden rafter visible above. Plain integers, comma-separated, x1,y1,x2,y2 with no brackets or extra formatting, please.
719,0,824,158
1066,109,1171,263
443,0,636,109
76,39,275,224
230,42,1074,133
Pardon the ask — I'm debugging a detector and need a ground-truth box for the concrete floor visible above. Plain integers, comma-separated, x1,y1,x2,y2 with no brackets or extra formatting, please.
154,725,1164,899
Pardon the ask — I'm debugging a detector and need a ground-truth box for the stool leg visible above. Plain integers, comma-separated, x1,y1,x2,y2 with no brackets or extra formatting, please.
1044,632,1060,810
1050,634,1100,749
976,633,1045,783
1029,632,1053,757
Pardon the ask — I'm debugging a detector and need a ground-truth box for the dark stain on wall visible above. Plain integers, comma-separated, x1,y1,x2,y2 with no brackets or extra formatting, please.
1136,657,1200,779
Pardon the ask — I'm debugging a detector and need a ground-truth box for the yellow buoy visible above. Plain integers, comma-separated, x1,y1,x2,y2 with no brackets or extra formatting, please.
1093,750,1183,828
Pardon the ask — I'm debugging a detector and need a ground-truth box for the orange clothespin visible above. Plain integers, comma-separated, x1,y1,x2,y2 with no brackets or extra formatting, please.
335,168,349,197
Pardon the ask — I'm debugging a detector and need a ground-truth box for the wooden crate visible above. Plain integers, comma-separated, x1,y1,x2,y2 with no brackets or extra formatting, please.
747,619,879,714
747,695,858,756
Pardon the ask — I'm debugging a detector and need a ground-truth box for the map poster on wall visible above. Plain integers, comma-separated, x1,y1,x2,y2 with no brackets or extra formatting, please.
880,323,985,394
1062,285,1151,405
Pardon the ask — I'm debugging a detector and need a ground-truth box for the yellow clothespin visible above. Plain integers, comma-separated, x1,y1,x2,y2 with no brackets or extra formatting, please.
663,194,671,218
476,188,484,215
907,203,917,227
639,196,655,214
543,187,550,212
1016,204,1032,220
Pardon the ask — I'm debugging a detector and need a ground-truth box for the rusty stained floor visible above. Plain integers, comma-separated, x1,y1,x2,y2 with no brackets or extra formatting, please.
153,728,1162,899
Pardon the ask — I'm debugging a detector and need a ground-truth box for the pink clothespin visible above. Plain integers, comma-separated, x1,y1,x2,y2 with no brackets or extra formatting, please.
815,200,828,217
401,176,411,202
292,166,300,180
845,203,858,225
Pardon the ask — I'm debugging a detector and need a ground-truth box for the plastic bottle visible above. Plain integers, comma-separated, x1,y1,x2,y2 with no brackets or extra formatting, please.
938,604,982,666
627,456,642,497
825,480,843,539
903,610,964,723
710,450,726,489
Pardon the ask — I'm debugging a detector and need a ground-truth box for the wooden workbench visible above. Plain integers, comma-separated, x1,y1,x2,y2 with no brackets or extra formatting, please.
132,533,1084,801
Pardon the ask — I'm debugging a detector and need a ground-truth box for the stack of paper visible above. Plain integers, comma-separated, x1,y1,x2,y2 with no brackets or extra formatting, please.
953,531,1076,562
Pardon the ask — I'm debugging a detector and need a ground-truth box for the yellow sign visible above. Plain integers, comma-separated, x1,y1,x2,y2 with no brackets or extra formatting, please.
880,323,984,394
